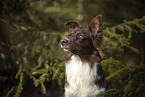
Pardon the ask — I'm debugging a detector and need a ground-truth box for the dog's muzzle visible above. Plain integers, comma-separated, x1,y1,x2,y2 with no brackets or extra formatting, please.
60,38,69,51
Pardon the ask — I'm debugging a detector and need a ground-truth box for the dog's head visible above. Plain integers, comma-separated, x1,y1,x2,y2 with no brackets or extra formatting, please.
60,15,103,58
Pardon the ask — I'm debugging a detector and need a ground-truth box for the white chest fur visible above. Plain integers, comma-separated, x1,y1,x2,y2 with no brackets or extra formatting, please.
65,55,101,97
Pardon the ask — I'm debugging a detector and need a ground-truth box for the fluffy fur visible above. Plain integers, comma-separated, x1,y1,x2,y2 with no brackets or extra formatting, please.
65,55,105,97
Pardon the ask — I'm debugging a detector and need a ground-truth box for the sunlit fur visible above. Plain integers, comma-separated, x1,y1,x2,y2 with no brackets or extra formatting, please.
65,55,104,97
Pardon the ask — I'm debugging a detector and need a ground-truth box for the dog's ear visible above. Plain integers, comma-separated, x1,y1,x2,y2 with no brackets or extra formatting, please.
65,21,81,32
88,14,103,58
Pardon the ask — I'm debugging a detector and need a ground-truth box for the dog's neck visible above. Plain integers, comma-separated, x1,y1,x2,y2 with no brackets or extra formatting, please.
65,55,99,96
65,54,98,83
65,54,105,96
65,52,102,67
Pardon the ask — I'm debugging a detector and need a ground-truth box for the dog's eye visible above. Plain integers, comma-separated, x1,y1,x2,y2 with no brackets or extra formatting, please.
77,34,83,39
79,34,83,38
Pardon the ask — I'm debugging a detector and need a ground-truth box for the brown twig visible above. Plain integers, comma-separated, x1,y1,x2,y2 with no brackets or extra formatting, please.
6,86,16,97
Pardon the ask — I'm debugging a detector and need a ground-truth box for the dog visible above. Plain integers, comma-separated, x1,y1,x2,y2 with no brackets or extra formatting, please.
60,14,107,97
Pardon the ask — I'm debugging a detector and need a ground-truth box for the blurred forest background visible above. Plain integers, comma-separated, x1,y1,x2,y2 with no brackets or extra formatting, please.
0,0,145,97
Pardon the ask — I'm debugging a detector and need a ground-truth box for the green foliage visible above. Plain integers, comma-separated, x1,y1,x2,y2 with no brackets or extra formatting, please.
97,60,145,97
0,0,67,96
10,24,65,96
102,16,145,59
14,72,24,97
96,16,145,97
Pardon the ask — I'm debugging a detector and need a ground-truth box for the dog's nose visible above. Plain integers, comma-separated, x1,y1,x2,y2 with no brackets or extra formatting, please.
60,39,68,46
